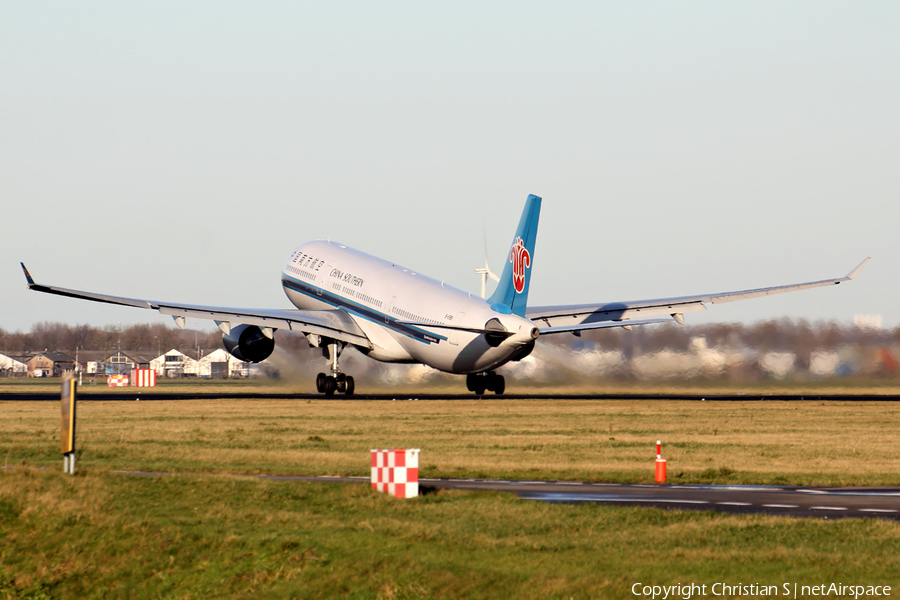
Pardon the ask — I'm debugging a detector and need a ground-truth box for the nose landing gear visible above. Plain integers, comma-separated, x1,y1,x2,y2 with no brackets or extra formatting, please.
466,371,505,395
315,340,355,396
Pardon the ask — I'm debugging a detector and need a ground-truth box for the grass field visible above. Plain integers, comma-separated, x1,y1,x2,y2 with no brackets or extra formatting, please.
3,397,900,598
2,374,900,397
5,397,900,485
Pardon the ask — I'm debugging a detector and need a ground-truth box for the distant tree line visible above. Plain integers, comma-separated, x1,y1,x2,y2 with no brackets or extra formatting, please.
1,318,897,362
533,318,900,382
544,318,900,362
0,322,222,356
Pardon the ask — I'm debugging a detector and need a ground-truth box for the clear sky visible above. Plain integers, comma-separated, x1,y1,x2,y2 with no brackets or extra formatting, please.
2,2,898,333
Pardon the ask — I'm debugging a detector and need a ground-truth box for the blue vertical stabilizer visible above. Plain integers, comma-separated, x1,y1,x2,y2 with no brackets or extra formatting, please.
487,194,542,316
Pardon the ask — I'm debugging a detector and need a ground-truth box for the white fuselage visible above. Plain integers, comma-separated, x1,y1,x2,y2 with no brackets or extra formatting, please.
281,240,538,374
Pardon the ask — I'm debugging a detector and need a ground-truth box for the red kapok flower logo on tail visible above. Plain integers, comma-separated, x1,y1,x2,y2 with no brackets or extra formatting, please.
509,237,531,294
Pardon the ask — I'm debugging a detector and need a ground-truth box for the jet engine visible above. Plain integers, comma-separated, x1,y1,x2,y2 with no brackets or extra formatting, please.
509,340,535,362
222,324,275,363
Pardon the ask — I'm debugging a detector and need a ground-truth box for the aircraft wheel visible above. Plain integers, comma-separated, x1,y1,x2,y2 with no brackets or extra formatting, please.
492,375,505,395
466,374,477,392
344,376,355,396
322,376,337,397
316,373,327,393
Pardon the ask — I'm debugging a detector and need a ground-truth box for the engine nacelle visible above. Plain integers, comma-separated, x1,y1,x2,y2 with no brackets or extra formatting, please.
222,324,275,363
509,340,535,362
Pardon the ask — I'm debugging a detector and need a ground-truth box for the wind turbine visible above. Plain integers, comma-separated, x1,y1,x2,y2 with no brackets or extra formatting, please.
474,229,500,298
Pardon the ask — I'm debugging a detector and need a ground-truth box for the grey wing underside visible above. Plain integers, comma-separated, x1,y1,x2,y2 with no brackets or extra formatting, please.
529,258,870,335
20,265,372,349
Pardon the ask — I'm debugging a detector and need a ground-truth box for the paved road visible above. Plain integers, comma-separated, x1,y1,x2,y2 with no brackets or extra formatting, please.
111,470,900,519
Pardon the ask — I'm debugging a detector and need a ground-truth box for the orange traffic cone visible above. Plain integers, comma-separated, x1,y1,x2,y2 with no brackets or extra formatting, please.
655,440,667,483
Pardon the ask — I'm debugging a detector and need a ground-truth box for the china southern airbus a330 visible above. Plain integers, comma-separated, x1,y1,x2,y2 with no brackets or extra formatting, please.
22,195,869,395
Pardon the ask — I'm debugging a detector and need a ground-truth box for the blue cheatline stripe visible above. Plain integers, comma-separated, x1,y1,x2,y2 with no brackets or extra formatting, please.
281,275,446,344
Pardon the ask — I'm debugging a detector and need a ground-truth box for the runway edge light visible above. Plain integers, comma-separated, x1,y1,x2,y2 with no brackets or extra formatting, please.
655,440,666,483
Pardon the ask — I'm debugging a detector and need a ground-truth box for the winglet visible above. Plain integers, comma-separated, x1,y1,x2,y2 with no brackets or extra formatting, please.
20,262,35,287
846,257,871,280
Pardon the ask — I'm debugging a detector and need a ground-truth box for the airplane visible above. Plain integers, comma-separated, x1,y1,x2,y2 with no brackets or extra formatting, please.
21,194,869,396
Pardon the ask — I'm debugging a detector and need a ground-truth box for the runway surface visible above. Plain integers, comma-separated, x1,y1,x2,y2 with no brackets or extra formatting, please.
5,391,900,401
111,470,900,520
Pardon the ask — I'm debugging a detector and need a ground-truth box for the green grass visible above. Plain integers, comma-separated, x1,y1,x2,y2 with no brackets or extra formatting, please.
3,398,900,598
2,469,900,599
4,398,900,486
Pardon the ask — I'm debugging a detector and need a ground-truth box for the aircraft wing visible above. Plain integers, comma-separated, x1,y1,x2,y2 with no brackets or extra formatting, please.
527,258,870,333
538,316,677,335
19,263,372,348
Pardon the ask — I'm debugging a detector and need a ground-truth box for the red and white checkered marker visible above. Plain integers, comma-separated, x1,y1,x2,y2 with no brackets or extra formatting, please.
107,375,129,387
371,449,420,498
131,369,156,387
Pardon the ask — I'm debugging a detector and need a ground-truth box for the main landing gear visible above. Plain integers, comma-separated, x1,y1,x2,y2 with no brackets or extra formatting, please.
316,371,354,396
466,371,505,395
315,340,355,396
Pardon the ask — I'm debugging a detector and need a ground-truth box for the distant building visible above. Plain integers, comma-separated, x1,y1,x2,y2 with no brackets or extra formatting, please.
758,352,796,379
74,350,154,376
150,350,200,378
0,352,27,376
198,348,248,378
99,351,152,375
26,352,76,378
809,350,840,377
854,314,883,330
77,351,106,376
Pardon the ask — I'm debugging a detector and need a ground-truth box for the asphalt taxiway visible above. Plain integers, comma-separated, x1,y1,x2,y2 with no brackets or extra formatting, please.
423,479,900,519
111,470,900,520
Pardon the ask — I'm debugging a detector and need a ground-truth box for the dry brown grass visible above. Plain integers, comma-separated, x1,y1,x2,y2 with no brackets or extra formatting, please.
4,374,900,397
4,397,900,485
